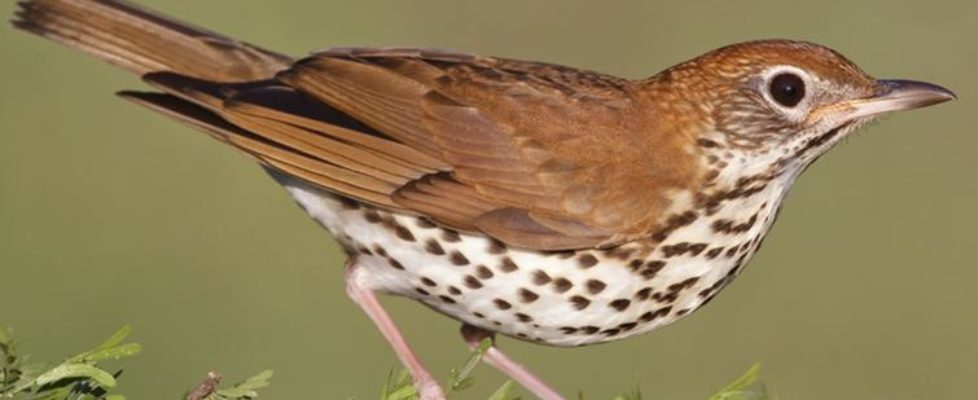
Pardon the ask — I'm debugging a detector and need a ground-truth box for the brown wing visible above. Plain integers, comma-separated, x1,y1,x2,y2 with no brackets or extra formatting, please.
15,0,694,250
274,48,697,250
113,49,698,251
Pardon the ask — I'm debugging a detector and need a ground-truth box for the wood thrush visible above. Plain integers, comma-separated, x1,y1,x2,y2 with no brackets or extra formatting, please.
12,0,955,399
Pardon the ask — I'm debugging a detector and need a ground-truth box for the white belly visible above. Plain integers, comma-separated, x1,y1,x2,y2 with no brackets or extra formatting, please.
270,171,776,347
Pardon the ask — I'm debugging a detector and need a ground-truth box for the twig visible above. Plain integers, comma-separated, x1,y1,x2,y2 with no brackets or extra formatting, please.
186,371,222,400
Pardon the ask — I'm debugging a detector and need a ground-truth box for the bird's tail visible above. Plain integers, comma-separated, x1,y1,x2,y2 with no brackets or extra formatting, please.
12,0,291,81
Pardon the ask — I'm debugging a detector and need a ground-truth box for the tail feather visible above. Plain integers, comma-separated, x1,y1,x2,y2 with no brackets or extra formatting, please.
11,0,419,210
12,0,291,81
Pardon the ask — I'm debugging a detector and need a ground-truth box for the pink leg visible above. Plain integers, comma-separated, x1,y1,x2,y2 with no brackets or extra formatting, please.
345,263,445,400
460,325,565,400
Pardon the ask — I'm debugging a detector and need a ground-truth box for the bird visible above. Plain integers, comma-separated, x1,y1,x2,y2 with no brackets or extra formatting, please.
11,1,955,399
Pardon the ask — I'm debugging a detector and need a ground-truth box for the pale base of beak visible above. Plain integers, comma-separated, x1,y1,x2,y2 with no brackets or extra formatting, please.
840,79,956,120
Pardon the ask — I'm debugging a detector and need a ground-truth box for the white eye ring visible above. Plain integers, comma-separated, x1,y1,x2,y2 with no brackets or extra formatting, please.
757,65,815,119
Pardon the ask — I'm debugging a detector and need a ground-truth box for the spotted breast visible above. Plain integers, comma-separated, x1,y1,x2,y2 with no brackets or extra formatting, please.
272,150,786,347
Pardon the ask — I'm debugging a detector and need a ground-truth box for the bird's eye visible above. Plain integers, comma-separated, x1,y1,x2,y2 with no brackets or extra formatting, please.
768,73,806,107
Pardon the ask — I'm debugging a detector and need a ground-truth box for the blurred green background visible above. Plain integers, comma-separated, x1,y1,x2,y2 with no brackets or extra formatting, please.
1,0,975,399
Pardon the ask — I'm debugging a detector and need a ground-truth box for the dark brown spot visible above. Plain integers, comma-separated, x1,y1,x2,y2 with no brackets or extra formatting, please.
415,217,437,229
463,275,483,289
449,251,470,266
609,299,631,311
711,214,758,235
602,246,637,261
635,287,653,301
487,239,507,254
586,279,607,294
394,225,416,242
668,277,700,292
560,327,578,334
518,288,539,303
424,239,445,255
420,277,437,287
577,254,599,269
439,295,457,304
661,242,689,257
552,278,573,293
700,174,773,212
697,138,720,148
515,313,533,322
338,197,361,209
473,312,485,318
532,270,552,285
388,258,405,270
499,257,519,272
441,230,461,242
618,322,638,331
798,125,843,156
651,291,679,303
662,242,707,257
676,308,690,316
414,287,429,296
639,306,672,322
364,210,381,223
601,328,621,336
447,286,462,295
581,326,600,334
570,296,591,310
493,299,512,310
725,247,738,258
651,211,698,242
476,265,494,279
640,260,665,280
356,245,373,256
372,245,388,258
706,247,724,259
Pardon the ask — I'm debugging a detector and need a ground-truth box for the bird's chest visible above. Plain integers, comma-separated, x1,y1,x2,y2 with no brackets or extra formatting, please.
276,173,784,347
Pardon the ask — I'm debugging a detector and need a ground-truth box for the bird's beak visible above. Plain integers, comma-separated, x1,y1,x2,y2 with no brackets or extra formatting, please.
841,79,956,120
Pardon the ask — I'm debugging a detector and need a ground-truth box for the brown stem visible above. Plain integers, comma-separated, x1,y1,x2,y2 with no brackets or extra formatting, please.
185,371,222,400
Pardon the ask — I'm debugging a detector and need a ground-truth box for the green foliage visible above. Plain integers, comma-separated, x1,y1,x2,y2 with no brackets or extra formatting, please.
0,325,272,400
604,364,770,400
207,370,274,400
447,339,492,394
1,324,139,400
707,364,770,400
2,323,769,400
379,370,418,400
484,381,518,400
376,342,769,400
609,386,642,400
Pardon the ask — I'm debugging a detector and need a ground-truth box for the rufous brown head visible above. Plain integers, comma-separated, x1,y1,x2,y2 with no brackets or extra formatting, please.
645,40,955,179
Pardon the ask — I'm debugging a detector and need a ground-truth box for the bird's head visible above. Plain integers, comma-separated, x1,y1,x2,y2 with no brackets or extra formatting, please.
645,40,955,180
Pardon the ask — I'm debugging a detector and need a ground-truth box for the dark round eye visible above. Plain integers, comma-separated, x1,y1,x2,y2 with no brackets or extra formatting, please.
768,73,806,107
